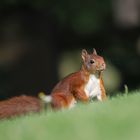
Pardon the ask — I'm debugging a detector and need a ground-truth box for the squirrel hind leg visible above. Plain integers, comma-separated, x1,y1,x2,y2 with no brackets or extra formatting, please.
51,95,67,110
51,94,76,110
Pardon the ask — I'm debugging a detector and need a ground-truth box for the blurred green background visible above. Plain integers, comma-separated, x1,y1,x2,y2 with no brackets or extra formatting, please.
0,0,140,99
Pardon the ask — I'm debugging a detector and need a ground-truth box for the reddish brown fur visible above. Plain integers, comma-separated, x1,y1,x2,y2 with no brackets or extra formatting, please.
51,66,90,109
0,48,106,118
0,95,43,119
99,75,107,100
50,49,107,109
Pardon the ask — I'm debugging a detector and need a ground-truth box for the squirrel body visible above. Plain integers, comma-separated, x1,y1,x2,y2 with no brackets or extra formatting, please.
48,48,106,109
0,48,106,119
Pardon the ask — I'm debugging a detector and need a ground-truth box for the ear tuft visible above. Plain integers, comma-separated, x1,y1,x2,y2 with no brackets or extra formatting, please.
81,49,88,61
93,48,97,55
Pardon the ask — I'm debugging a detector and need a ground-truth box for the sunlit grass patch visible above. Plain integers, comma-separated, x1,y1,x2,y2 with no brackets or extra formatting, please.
0,91,140,140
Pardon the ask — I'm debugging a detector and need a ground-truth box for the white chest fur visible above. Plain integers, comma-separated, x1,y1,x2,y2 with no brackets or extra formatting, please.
84,74,102,100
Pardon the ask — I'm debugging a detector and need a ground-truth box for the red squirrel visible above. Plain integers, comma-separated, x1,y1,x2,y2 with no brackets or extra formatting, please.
0,48,106,119
41,48,106,109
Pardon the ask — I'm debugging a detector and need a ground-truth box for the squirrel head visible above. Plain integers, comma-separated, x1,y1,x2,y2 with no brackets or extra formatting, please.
81,48,106,74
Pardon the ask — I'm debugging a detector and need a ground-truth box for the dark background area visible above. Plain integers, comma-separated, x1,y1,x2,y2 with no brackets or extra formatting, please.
0,0,140,100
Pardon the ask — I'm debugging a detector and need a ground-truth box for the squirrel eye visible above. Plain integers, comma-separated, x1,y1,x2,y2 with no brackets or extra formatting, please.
90,59,95,64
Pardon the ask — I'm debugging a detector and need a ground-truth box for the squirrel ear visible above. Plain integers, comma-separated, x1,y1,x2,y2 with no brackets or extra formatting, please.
81,49,88,61
93,48,97,55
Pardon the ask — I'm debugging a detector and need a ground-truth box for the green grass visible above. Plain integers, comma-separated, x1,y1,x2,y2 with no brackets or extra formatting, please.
0,91,140,140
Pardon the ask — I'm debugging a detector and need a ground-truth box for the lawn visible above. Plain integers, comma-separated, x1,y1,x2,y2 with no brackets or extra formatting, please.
0,91,140,140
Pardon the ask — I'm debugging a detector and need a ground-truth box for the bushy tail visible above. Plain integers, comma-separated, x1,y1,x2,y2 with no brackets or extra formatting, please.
0,95,42,119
